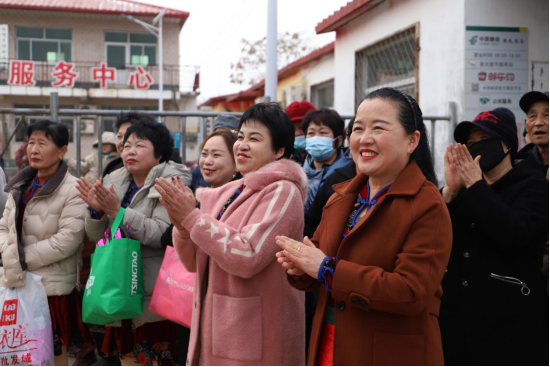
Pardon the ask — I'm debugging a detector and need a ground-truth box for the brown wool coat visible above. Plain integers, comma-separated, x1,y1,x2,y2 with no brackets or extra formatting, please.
291,161,453,366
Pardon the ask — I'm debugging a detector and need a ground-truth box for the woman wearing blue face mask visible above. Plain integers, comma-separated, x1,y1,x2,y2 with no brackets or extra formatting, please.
302,108,352,212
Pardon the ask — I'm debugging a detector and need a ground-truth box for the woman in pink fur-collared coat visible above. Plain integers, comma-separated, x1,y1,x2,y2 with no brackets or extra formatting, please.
156,103,307,366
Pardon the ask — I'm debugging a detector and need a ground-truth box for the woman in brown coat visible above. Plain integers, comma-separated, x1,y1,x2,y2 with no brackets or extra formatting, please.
276,88,453,366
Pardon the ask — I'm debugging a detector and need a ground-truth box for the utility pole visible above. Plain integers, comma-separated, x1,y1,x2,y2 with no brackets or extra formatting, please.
265,0,277,103
123,9,167,119
153,9,166,114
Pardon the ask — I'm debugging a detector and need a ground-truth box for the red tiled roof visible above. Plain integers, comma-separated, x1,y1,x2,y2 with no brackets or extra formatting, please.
227,90,263,102
278,41,334,78
200,90,263,108
0,0,190,28
200,94,233,107
316,0,378,34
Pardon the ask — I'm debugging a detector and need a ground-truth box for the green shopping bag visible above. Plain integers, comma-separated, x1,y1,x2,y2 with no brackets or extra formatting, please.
82,208,144,325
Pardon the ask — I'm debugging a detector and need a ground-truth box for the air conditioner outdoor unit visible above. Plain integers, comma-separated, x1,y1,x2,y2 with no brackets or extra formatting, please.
81,119,95,134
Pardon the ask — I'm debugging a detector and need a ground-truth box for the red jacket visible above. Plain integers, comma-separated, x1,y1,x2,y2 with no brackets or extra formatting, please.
291,161,453,365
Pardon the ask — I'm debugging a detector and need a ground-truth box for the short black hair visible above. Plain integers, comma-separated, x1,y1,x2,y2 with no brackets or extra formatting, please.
239,103,294,159
115,111,155,132
26,120,69,148
122,119,174,163
523,127,528,138
301,108,346,141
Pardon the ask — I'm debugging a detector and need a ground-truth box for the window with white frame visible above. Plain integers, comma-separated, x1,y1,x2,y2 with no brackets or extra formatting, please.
16,27,72,63
355,26,417,109
105,32,157,69
311,79,334,108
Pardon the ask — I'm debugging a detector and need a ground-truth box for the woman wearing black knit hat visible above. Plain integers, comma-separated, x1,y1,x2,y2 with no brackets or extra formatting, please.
439,107,549,366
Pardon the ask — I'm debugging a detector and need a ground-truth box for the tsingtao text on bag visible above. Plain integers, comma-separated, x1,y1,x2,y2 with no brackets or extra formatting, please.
131,251,138,295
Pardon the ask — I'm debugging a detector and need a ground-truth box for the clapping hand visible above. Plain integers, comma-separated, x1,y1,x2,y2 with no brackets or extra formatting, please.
442,143,482,202
76,178,102,212
155,177,195,231
442,144,463,203
275,236,326,278
451,143,482,188
93,181,121,218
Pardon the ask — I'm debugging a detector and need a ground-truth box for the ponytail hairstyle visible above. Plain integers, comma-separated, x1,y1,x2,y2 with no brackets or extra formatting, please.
363,88,437,185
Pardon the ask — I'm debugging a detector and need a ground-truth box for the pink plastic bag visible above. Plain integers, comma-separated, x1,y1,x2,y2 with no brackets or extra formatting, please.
149,246,195,328
96,225,128,247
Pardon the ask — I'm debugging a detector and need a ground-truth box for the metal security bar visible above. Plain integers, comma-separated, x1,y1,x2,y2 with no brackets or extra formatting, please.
0,94,455,180
355,25,419,110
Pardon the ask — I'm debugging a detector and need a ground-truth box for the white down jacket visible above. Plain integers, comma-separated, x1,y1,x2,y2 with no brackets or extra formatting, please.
0,161,86,295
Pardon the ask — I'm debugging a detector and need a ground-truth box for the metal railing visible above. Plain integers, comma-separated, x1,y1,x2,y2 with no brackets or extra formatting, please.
0,93,456,180
0,59,200,92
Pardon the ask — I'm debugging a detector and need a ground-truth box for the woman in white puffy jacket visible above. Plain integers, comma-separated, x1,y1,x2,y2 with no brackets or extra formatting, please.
0,120,92,365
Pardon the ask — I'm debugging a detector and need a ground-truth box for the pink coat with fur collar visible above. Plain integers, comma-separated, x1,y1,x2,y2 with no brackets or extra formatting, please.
173,159,307,366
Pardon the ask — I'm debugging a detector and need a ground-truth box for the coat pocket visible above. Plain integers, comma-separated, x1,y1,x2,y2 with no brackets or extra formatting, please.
212,294,263,362
373,332,426,366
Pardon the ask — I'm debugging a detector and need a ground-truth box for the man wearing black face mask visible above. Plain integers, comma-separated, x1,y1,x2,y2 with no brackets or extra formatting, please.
438,108,549,366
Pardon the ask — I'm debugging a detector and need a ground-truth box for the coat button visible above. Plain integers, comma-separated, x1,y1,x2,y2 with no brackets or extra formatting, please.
336,300,345,310
194,300,198,309
445,268,448,273
462,279,469,287
471,223,475,228
463,251,470,258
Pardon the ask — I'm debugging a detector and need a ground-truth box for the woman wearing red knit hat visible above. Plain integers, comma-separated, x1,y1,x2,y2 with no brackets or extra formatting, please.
286,100,316,165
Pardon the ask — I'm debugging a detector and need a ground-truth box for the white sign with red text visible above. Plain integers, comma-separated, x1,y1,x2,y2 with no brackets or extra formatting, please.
465,26,529,122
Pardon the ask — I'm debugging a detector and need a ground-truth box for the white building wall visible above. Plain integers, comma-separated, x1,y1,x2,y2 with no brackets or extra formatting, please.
333,0,466,116
465,0,549,92
302,52,335,101
330,0,548,184
333,0,466,183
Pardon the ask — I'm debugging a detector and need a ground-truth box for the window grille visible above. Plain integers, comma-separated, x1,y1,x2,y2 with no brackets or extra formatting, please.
355,26,417,109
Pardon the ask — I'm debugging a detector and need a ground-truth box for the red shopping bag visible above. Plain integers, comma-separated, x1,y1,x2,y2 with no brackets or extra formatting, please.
149,246,195,328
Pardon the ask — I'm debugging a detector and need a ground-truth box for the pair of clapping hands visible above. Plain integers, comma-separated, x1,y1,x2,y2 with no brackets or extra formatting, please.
76,177,196,230
76,178,121,218
442,143,483,203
